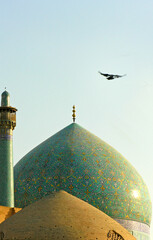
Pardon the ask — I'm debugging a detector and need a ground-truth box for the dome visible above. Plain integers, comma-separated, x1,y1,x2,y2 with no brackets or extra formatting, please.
1,90,10,107
0,191,135,240
14,123,152,226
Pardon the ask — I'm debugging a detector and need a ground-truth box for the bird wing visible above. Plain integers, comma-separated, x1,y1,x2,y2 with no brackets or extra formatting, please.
114,74,126,78
98,71,111,77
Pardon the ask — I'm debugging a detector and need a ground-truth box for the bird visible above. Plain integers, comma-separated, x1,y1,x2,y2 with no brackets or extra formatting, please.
98,71,126,80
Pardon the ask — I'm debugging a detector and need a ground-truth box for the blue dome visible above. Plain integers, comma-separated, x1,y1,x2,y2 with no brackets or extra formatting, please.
14,123,152,225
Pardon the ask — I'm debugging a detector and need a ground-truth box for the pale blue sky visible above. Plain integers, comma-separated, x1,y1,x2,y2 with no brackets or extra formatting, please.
0,0,153,237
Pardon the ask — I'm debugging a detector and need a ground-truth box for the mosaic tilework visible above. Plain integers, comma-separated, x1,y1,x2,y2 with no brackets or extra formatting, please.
14,123,152,225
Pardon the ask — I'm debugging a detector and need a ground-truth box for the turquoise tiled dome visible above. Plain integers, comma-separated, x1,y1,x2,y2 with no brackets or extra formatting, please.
14,123,152,225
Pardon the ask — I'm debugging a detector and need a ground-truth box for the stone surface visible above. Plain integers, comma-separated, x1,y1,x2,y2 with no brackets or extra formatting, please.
0,191,136,240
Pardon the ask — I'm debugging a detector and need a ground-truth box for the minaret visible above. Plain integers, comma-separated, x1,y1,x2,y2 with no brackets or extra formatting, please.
0,90,17,207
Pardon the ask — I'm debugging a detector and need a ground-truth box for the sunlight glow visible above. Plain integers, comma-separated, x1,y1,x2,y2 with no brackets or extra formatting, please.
132,190,139,198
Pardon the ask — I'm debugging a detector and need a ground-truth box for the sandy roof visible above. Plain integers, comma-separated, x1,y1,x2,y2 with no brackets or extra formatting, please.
0,206,21,224
0,191,136,240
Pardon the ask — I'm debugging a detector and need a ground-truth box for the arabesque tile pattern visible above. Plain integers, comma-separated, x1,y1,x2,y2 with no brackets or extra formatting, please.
14,123,152,225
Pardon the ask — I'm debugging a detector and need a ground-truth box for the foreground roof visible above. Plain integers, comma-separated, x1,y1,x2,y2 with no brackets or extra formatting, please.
0,206,21,224
0,191,136,240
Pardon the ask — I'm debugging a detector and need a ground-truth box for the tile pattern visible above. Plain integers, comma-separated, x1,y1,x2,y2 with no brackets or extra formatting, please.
14,123,152,225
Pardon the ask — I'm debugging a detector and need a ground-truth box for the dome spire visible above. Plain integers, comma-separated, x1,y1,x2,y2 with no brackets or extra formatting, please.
72,105,76,123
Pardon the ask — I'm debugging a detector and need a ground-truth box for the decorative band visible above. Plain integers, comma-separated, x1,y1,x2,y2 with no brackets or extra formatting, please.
114,219,150,234
0,134,13,140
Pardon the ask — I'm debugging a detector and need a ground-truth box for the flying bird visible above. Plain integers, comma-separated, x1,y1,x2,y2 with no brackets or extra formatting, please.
98,71,126,80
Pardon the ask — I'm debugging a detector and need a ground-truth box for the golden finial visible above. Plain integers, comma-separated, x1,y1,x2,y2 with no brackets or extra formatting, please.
72,105,76,123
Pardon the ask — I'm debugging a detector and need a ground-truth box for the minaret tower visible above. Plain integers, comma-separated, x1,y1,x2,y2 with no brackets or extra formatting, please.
0,90,17,207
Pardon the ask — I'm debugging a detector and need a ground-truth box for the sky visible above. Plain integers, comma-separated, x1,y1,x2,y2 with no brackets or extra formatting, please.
0,0,153,238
